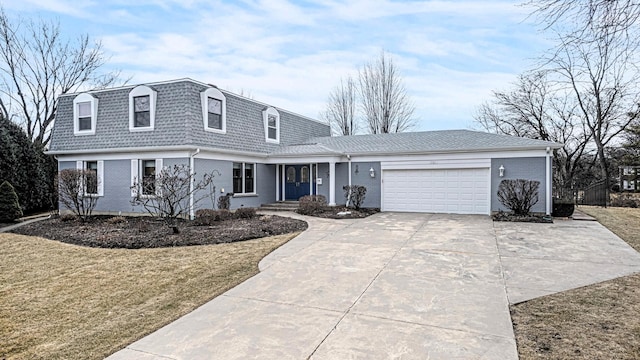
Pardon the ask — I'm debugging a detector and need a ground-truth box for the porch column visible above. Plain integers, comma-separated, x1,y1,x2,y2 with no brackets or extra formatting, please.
309,163,313,195
281,165,286,201
275,164,280,202
546,147,551,215
329,161,336,206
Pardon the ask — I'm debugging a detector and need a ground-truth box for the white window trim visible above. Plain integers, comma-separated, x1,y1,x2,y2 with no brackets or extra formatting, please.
201,87,226,133
129,85,157,132
73,93,98,136
76,160,104,197
130,158,163,198
263,107,280,144
233,162,257,195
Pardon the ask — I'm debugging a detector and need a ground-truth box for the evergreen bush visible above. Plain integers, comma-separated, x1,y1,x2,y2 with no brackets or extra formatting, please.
0,181,23,222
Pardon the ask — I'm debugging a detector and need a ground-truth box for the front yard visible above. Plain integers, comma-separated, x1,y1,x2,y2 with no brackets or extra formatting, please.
511,206,640,359
0,229,300,359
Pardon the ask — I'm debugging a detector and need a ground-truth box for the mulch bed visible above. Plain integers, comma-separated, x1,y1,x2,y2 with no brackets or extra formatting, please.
492,211,553,223
10,215,308,249
300,207,380,219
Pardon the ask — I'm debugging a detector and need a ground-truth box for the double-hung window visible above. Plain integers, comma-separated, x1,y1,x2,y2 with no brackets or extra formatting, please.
133,96,151,128
73,93,98,136
130,159,162,197
76,160,103,196
201,87,226,133
233,162,255,194
128,85,156,131
207,97,223,130
263,107,280,143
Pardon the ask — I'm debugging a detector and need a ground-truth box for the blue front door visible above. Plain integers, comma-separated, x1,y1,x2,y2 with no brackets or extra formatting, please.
285,165,311,200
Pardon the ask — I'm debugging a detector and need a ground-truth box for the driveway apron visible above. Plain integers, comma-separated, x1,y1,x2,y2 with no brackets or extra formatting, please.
107,212,640,359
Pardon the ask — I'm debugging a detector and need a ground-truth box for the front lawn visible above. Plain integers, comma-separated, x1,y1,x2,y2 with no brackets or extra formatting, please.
511,206,640,359
0,231,299,359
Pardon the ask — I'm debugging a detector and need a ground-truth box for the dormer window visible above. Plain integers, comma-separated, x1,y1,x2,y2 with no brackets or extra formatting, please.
73,93,98,136
263,107,280,143
201,87,226,133
129,85,156,132
207,97,222,130
133,96,151,127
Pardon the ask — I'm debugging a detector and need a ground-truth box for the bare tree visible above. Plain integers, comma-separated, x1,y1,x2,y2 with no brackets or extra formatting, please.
358,50,414,134
321,75,357,135
131,164,218,234
527,0,640,39
0,8,120,147
475,71,592,192
548,21,640,181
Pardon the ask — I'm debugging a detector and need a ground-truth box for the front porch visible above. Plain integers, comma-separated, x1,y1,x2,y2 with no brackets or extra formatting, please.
274,162,339,206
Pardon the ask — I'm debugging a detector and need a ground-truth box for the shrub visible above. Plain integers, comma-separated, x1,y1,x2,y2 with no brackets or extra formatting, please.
297,195,327,215
497,179,540,216
56,168,99,222
610,194,639,208
234,207,257,219
194,209,232,225
59,213,77,222
343,185,367,210
0,181,22,222
106,216,128,225
217,193,233,210
130,164,219,234
552,199,575,217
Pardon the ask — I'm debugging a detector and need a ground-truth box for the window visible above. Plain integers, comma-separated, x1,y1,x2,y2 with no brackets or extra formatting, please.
129,85,156,131
300,166,309,183
76,160,103,196
73,93,98,135
142,160,156,195
233,162,256,194
207,97,222,130
78,102,92,131
133,96,151,128
262,107,280,143
130,159,163,197
201,87,226,133
85,161,98,194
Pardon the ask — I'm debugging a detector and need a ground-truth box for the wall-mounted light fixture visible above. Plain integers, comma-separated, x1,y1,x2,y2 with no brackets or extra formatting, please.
369,167,376,178
355,165,359,174
499,165,505,177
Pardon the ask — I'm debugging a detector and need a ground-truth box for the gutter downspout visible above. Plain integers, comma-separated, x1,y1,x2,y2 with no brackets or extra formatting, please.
347,155,352,207
189,148,200,220
546,146,551,216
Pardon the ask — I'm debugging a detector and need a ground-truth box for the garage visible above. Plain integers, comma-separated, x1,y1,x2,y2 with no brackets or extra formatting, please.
382,168,490,214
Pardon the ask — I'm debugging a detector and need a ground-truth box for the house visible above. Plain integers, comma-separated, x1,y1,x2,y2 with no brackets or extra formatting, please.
619,166,640,191
48,78,563,216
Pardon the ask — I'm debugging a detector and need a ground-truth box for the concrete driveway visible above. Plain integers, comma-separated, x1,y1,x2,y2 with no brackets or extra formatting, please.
108,212,640,360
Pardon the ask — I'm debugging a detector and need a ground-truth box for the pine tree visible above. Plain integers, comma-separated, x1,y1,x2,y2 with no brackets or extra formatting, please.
0,181,23,222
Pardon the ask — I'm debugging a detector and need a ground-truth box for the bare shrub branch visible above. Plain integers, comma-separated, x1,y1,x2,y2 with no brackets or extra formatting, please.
56,168,99,221
130,164,218,234
497,179,540,215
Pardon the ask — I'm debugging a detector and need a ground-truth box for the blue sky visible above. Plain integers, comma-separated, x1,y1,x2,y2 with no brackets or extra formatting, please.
4,0,551,131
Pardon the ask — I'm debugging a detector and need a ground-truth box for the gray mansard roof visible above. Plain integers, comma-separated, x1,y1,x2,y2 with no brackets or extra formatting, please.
49,78,330,154
269,130,563,156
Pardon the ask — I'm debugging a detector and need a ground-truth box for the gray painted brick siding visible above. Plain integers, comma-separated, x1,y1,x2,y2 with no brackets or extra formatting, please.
50,80,330,153
491,157,547,214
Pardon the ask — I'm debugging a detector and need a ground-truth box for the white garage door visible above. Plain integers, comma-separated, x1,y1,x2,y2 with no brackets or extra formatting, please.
383,168,490,214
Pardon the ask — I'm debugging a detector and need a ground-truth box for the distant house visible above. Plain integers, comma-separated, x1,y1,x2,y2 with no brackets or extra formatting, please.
620,166,640,191
48,78,562,216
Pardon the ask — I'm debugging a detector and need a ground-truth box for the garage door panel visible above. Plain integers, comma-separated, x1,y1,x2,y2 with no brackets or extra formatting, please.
383,168,489,215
